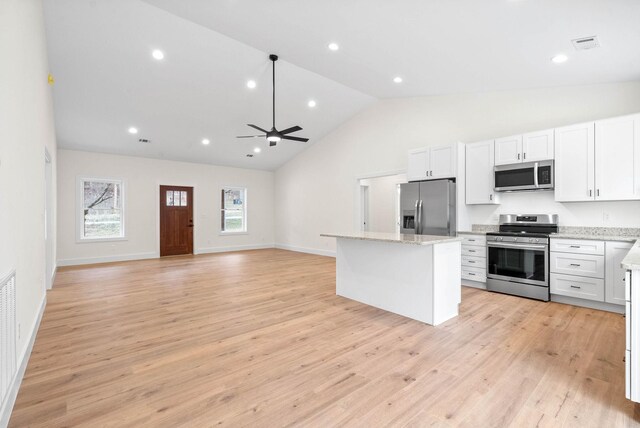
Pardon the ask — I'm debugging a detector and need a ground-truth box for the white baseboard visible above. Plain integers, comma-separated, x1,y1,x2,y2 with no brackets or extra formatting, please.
0,295,46,428
57,252,158,267
275,243,336,258
196,244,275,254
551,294,625,314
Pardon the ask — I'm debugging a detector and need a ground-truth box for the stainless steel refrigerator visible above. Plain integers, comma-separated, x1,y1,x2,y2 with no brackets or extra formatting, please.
400,179,456,236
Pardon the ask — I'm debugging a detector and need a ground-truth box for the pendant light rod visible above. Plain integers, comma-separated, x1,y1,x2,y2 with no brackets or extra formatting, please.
270,54,278,129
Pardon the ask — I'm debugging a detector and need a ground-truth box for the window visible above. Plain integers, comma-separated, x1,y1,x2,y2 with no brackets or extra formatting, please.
166,190,188,206
221,187,246,233
78,178,125,240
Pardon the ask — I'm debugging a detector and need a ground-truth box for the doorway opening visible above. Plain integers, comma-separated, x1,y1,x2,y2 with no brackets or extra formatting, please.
358,173,406,234
160,185,194,256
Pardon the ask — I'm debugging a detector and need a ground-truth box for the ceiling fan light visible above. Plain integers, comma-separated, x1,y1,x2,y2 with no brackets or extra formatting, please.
267,135,281,142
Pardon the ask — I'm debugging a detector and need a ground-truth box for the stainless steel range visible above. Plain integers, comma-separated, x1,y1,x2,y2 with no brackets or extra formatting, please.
486,214,559,301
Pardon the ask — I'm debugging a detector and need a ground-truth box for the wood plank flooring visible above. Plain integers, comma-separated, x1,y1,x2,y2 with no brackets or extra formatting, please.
9,249,640,427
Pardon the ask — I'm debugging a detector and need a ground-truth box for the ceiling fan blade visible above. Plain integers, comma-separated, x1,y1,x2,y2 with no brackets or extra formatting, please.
281,135,309,142
279,125,302,135
247,124,268,133
236,135,264,138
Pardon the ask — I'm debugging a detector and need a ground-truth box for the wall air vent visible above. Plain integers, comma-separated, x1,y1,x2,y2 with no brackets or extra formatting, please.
572,36,600,50
138,138,151,144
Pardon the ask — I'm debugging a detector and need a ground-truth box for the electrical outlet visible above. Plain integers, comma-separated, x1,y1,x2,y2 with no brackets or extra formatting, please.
603,212,610,222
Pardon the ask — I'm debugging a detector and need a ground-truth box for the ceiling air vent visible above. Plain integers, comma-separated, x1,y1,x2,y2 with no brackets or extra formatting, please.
138,138,151,144
246,154,254,157
572,36,600,50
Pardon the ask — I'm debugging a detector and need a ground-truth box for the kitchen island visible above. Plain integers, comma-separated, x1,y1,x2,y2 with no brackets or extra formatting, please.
321,232,462,325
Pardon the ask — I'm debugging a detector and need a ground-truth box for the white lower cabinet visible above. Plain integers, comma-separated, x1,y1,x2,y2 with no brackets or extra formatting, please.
606,241,634,305
550,273,604,301
627,269,640,402
550,238,631,306
460,234,486,286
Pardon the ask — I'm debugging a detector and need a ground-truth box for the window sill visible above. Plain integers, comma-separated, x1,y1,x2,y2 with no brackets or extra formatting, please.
219,231,248,236
77,236,128,244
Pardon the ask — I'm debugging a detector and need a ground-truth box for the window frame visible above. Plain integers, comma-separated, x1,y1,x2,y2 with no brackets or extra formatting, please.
219,186,248,235
76,176,127,243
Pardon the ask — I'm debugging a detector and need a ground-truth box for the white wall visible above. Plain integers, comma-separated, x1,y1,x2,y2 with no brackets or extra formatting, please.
0,0,57,420
275,81,640,255
57,150,275,265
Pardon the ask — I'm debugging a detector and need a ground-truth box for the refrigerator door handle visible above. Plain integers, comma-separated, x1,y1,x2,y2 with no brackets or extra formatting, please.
414,200,419,234
418,200,423,235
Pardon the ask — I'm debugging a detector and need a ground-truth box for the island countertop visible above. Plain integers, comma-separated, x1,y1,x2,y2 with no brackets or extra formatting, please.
320,231,462,246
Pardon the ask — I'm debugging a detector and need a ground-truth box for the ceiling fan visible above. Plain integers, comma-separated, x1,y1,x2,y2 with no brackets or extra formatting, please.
236,54,309,147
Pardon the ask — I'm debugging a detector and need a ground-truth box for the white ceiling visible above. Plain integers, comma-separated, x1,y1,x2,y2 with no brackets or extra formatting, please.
43,0,374,170
144,0,640,98
45,0,640,170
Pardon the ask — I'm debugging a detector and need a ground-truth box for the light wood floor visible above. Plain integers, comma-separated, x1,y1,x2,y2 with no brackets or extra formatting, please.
9,249,640,427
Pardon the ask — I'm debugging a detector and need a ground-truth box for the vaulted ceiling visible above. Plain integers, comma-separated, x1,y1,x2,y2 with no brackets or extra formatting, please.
44,0,640,170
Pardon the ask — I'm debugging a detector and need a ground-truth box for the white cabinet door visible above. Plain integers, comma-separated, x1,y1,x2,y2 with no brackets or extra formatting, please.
429,144,456,179
595,114,640,201
465,140,499,205
407,148,429,182
606,241,634,305
494,135,523,165
523,129,554,162
554,122,595,202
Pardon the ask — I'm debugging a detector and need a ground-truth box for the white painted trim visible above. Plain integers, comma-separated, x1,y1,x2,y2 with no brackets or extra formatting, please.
0,295,46,428
275,243,336,258
551,294,625,314
196,243,274,254
76,176,126,242
354,169,406,181
50,265,57,289
57,252,158,267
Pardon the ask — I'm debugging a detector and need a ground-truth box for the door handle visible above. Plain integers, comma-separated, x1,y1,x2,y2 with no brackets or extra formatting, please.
187,224,194,228
418,200,423,234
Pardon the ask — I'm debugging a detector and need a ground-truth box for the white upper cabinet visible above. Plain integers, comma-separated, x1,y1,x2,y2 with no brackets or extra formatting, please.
429,144,457,180
595,114,640,201
465,140,499,205
522,129,555,162
494,135,523,165
407,144,457,182
407,148,429,181
554,122,595,202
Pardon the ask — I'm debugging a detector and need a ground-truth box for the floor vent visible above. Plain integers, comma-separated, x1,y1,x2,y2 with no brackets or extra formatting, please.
0,272,16,408
572,36,600,50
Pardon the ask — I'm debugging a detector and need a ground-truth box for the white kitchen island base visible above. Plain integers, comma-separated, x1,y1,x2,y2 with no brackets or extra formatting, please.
323,232,462,326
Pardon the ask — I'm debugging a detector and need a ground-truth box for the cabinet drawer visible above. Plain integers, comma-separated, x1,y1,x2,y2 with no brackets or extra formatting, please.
551,273,604,301
461,235,486,247
550,252,604,278
462,246,486,258
462,266,486,282
550,239,604,255
462,255,485,269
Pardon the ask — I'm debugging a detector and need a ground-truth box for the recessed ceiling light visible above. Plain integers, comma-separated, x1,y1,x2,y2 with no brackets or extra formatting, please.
393,76,403,83
202,138,210,145
253,147,261,153
307,100,317,108
151,49,164,60
246,80,257,89
551,54,568,64
128,127,138,134
328,42,339,51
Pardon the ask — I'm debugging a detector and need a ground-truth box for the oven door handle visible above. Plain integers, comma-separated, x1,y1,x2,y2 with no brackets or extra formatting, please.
487,242,547,250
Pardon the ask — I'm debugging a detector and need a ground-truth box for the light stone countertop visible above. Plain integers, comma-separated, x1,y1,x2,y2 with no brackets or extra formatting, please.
622,241,640,270
320,231,462,246
457,231,488,236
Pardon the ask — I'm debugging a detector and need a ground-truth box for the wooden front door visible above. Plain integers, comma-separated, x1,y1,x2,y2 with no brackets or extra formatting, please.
160,185,193,256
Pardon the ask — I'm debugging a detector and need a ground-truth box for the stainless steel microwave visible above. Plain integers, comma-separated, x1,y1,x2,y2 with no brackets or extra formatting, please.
494,160,554,192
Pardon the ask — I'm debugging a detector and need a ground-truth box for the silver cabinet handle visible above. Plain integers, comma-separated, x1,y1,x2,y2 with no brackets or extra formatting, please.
570,285,581,289
489,194,493,201
468,239,476,242
569,263,581,267
517,153,520,160
523,153,526,160
570,245,580,248
468,249,476,253
589,189,592,197
468,272,476,276
597,189,600,197
469,261,476,263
